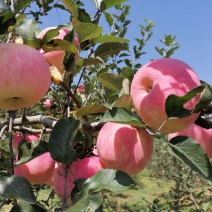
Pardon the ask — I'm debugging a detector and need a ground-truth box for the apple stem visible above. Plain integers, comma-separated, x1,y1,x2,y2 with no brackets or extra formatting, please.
8,110,16,175
157,119,168,132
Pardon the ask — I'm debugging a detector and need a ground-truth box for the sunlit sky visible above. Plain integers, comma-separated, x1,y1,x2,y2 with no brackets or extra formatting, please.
34,0,212,84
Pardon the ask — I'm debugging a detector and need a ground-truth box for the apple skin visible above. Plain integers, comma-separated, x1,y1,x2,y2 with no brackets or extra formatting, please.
130,58,201,134
14,133,55,184
53,156,103,204
13,133,40,150
168,123,212,158
96,122,154,175
0,43,51,110
37,27,80,73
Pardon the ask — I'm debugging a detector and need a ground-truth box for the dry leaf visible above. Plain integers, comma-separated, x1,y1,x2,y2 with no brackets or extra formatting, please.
50,66,63,84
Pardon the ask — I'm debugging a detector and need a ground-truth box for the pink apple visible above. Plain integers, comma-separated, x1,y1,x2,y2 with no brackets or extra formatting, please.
76,84,85,94
37,27,80,73
168,123,212,158
53,156,103,204
14,133,55,184
96,122,154,175
130,58,201,134
0,43,51,110
44,162,59,187
13,133,40,150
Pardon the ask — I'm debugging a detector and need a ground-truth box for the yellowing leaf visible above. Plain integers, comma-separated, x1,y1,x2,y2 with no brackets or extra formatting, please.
50,66,63,84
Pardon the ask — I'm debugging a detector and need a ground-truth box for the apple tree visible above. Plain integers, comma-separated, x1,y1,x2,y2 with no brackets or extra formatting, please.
0,0,212,211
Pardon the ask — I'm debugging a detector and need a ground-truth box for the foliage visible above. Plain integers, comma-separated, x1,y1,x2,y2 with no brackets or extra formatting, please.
0,0,212,211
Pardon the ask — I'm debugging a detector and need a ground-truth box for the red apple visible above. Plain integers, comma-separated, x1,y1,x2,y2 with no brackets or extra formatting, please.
44,162,59,187
53,156,103,204
37,27,80,73
130,58,201,134
0,43,51,110
168,123,212,158
14,133,55,184
96,122,154,175
13,133,40,150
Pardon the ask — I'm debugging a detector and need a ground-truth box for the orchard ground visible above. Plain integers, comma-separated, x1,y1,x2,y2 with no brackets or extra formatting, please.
1,164,211,212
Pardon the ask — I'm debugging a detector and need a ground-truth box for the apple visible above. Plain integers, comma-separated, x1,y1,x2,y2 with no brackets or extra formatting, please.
96,122,154,175
14,133,55,184
13,133,40,150
44,162,59,187
0,43,51,111
130,58,201,134
37,27,80,73
53,156,103,204
76,84,85,94
168,123,212,158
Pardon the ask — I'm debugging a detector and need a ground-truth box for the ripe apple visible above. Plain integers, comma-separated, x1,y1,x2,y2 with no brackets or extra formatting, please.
53,156,103,204
130,58,201,134
0,43,51,111
13,133,40,150
44,162,59,187
14,133,55,184
37,27,80,73
168,123,212,158
96,122,154,175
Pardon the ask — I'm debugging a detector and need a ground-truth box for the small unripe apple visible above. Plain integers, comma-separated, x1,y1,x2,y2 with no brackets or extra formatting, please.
168,123,212,158
96,122,154,175
14,133,55,184
130,58,201,134
53,156,103,204
37,27,80,73
0,43,51,110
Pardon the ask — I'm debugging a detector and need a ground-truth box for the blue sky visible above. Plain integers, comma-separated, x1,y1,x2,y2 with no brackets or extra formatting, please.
35,0,212,84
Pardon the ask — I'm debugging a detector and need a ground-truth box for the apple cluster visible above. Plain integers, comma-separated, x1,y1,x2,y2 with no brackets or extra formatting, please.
2,25,211,205
95,58,212,178
13,133,104,203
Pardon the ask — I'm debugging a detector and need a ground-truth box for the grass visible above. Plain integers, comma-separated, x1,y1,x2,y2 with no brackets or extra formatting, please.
102,168,175,212
1,168,212,211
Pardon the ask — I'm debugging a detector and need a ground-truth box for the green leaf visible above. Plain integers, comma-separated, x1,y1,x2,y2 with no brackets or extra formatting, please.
101,107,144,127
77,8,92,23
23,39,42,49
75,58,103,67
10,201,47,212
14,0,31,12
100,0,128,12
69,169,135,211
76,104,107,116
61,0,78,18
194,83,212,113
95,42,128,58
93,35,129,44
169,136,212,180
0,11,16,34
15,19,39,39
15,140,49,165
103,11,114,26
114,94,132,111
97,72,124,91
0,175,36,203
165,85,204,119
42,39,78,54
74,22,103,43
49,117,81,164
40,25,67,45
